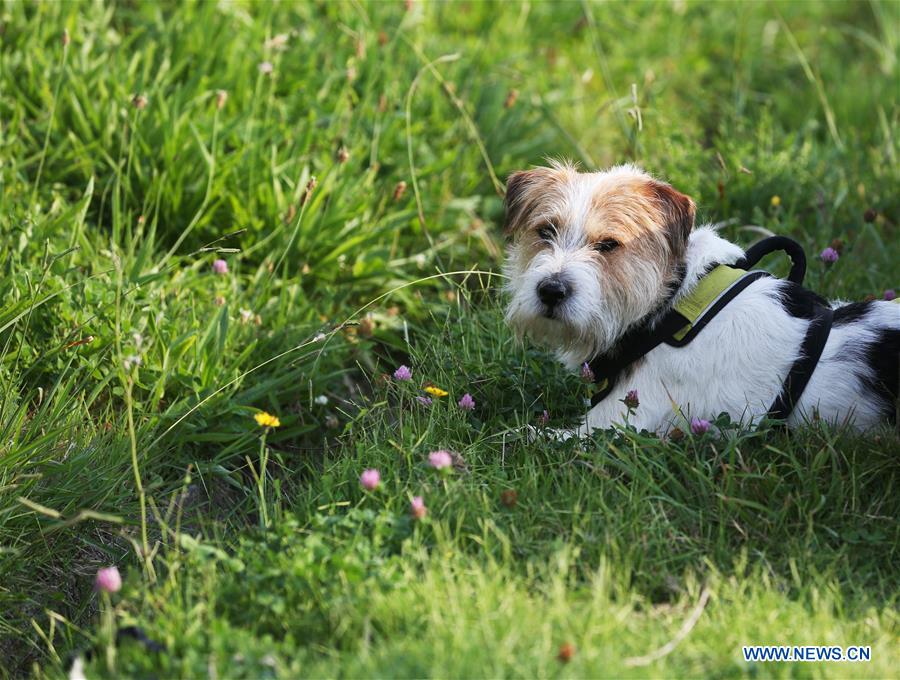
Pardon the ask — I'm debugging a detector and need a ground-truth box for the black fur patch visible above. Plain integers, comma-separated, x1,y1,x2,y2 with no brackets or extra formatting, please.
833,301,874,327
774,280,829,319
861,329,900,423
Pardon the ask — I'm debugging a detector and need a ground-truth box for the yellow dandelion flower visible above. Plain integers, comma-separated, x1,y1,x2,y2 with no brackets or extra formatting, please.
770,195,781,207
254,411,281,428
424,386,449,398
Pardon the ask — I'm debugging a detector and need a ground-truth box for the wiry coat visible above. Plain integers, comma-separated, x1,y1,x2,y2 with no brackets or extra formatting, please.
503,163,899,435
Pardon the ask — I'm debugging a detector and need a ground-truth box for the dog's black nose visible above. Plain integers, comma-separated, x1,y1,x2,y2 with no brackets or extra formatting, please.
537,275,570,308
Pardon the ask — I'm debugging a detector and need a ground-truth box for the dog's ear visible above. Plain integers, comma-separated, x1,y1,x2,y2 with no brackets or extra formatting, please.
504,170,538,234
649,181,695,253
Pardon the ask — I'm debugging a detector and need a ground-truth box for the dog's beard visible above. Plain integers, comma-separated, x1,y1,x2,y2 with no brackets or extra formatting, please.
504,251,671,369
504,257,623,368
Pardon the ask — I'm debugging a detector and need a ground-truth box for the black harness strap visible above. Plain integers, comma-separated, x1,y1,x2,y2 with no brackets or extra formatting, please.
734,235,807,284
588,309,690,406
767,304,834,420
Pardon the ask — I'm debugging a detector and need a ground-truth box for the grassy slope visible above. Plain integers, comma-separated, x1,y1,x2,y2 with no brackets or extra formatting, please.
0,0,898,676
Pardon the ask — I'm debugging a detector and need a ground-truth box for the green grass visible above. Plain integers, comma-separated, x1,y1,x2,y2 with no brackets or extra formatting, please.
1,0,898,677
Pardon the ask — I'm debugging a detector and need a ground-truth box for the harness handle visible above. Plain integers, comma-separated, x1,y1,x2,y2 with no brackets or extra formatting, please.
733,236,806,285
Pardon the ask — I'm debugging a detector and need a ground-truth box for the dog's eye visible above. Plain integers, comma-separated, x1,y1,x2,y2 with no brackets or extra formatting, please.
537,224,556,242
593,239,620,253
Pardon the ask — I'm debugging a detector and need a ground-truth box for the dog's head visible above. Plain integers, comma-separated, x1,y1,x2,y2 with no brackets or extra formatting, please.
502,162,694,366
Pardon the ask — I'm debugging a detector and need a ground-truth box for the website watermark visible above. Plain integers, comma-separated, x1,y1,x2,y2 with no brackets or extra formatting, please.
742,645,871,663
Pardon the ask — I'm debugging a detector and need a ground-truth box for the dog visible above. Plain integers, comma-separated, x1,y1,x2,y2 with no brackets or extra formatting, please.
503,162,899,436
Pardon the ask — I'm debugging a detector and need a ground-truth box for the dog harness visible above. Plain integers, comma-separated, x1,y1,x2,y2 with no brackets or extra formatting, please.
587,236,835,421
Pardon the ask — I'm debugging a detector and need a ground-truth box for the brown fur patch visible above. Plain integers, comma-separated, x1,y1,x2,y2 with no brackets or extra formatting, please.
645,180,696,257
503,170,540,234
506,168,693,262
503,166,571,235
586,178,663,244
